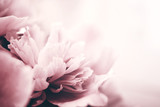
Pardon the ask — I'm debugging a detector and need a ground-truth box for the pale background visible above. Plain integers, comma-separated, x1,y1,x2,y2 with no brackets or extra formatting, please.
32,0,160,107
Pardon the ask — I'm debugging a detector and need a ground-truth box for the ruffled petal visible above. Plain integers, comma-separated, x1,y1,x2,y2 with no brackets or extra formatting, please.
33,57,66,91
7,27,39,67
38,40,68,67
53,67,93,93
66,54,86,74
33,65,49,91
34,79,49,91
46,57,66,82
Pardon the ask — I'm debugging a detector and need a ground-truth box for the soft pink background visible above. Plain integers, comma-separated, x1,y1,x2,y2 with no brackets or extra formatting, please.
31,0,160,107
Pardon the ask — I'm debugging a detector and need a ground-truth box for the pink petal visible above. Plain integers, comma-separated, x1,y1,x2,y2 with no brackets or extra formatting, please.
66,41,85,60
50,92,108,107
34,78,49,91
49,84,63,93
91,48,116,75
0,0,12,17
53,67,93,93
33,65,49,91
0,47,33,107
99,79,129,107
66,54,86,74
0,16,29,36
31,91,42,99
0,0,34,17
38,41,68,66
0,8,8,17
29,25,48,50
30,91,46,107
7,28,39,67
33,57,66,91
49,25,64,43
69,25,115,75
47,57,66,82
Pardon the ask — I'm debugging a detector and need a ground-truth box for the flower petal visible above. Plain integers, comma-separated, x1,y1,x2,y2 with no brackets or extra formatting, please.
29,25,48,50
34,78,49,91
66,54,86,74
0,47,33,107
49,84,63,93
48,91,108,107
33,65,49,91
0,16,29,36
47,57,66,83
30,91,46,107
7,28,39,67
31,91,43,99
91,48,116,75
99,78,130,107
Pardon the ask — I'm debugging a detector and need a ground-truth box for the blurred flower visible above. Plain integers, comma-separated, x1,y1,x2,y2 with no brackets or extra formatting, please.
0,15,116,107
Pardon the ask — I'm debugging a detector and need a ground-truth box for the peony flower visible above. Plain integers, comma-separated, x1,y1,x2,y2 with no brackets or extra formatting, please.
0,15,117,107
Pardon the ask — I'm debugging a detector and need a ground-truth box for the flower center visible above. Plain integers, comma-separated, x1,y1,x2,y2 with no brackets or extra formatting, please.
0,35,10,51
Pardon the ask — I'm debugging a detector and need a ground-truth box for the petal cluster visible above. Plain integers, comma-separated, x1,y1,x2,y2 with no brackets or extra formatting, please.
0,16,115,107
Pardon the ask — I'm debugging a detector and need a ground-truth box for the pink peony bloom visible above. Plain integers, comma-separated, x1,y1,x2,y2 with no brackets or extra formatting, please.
0,16,117,107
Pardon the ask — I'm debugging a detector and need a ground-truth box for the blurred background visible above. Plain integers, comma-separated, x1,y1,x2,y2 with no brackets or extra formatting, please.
27,0,160,106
